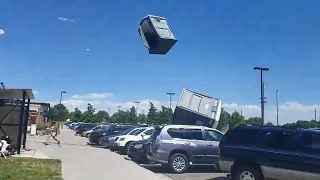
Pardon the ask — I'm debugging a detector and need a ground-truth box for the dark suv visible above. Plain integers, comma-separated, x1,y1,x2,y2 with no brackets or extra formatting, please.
218,125,320,180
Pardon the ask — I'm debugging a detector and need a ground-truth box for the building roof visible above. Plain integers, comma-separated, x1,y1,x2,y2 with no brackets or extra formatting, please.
0,89,35,100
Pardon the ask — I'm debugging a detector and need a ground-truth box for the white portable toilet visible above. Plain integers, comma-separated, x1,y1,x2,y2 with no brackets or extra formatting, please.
138,15,178,55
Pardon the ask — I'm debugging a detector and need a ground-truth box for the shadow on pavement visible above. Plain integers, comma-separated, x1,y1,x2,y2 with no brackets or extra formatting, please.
27,140,88,147
141,164,222,173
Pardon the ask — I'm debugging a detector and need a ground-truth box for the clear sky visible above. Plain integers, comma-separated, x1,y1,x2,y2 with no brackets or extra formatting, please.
1,0,320,124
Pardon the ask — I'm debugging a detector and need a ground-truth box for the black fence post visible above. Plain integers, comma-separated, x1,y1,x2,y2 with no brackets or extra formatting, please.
17,91,26,154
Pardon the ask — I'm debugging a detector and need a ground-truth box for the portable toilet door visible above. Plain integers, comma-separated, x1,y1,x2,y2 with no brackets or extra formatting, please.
138,15,178,55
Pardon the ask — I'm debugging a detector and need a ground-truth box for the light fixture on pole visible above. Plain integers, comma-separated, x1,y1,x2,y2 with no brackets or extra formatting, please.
254,67,269,126
134,101,140,116
167,92,175,110
117,105,122,112
276,90,279,126
60,91,67,105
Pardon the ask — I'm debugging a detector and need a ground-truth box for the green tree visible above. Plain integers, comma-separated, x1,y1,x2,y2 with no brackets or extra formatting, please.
69,107,83,122
95,110,109,123
157,106,173,125
230,111,245,128
82,103,96,123
147,102,158,125
137,113,148,124
245,117,262,125
217,108,231,131
48,104,69,121
129,106,137,123
265,122,275,126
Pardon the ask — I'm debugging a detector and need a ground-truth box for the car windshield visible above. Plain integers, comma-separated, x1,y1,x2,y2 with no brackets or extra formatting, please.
130,128,147,136
119,128,134,135
102,125,112,131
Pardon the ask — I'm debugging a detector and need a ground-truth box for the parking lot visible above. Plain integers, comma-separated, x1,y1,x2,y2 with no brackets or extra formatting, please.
27,129,229,180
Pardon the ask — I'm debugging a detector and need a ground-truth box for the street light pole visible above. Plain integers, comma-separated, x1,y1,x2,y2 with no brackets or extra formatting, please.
276,90,279,126
117,106,122,112
135,101,140,116
107,108,111,114
254,67,269,126
167,92,175,110
60,91,67,105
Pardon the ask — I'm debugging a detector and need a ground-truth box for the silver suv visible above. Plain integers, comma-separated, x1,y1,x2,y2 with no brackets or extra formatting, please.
147,125,224,173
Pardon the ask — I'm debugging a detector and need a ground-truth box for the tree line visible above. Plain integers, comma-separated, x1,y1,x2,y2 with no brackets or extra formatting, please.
48,102,319,131
48,102,173,125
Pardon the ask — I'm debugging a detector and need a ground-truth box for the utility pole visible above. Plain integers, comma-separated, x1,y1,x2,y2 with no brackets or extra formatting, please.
167,92,175,110
254,67,269,126
276,90,279,126
315,109,317,121
135,101,140,116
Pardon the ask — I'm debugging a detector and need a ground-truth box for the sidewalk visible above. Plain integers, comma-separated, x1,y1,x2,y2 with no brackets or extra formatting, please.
26,130,172,180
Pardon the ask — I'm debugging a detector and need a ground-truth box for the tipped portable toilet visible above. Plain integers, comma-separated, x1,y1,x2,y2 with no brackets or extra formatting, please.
138,15,178,55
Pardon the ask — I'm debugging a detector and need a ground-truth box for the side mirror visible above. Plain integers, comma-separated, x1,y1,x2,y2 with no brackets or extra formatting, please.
141,133,146,139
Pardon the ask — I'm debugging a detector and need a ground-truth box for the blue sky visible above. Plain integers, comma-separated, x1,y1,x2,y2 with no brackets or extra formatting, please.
1,0,320,123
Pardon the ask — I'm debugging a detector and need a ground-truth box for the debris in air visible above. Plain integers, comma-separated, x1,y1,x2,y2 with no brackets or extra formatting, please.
138,15,177,55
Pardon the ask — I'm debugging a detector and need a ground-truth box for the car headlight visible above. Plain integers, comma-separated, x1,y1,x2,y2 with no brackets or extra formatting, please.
119,137,125,141
102,133,106,136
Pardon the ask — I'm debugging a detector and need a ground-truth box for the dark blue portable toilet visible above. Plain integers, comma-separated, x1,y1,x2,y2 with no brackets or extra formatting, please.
138,15,178,55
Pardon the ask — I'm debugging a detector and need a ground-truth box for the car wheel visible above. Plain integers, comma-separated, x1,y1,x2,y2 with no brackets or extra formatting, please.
168,153,189,174
97,137,104,146
233,165,264,180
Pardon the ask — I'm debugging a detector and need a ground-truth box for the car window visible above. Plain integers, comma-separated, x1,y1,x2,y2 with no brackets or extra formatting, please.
131,128,147,135
297,133,320,155
114,127,133,133
167,128,184,139
224,128,260,147
128,129,140,135
263,130,293,151
92,126,101,130
184,129,204,140
204,130,223,141
119,128,134,135
143,129,154,135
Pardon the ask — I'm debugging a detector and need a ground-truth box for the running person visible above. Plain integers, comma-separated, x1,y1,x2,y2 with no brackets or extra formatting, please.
44,122,60,145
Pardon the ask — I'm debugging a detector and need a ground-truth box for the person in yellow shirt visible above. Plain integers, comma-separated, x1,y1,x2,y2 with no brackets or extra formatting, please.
44,122,60,145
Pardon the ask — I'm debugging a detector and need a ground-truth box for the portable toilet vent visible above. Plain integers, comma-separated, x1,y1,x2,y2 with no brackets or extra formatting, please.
138,15,178,55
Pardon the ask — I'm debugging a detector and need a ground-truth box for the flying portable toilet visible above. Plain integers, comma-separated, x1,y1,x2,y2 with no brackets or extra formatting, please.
138,15,178,55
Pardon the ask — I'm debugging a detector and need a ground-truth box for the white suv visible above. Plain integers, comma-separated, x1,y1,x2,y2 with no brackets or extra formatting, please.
114,127,154,154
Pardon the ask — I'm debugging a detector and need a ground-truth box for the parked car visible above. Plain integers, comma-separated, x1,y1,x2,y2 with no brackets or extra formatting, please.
128,139,150,164
103,128,139,148
114,127,154,154
89,125,137,145
218,125,320,180
75,123,97,135
81,125,108,137
147,125,224,173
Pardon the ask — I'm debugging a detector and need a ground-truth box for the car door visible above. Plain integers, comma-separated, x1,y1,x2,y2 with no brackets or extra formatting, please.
260,129,293,180
203,129,223,164
292,132,320,180
182,128,207,164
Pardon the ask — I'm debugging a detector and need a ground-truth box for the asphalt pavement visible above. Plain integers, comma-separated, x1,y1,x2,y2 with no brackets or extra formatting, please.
26,129,229,180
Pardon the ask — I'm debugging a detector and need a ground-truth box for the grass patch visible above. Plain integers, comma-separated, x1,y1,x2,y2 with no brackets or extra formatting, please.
0,158,62,180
